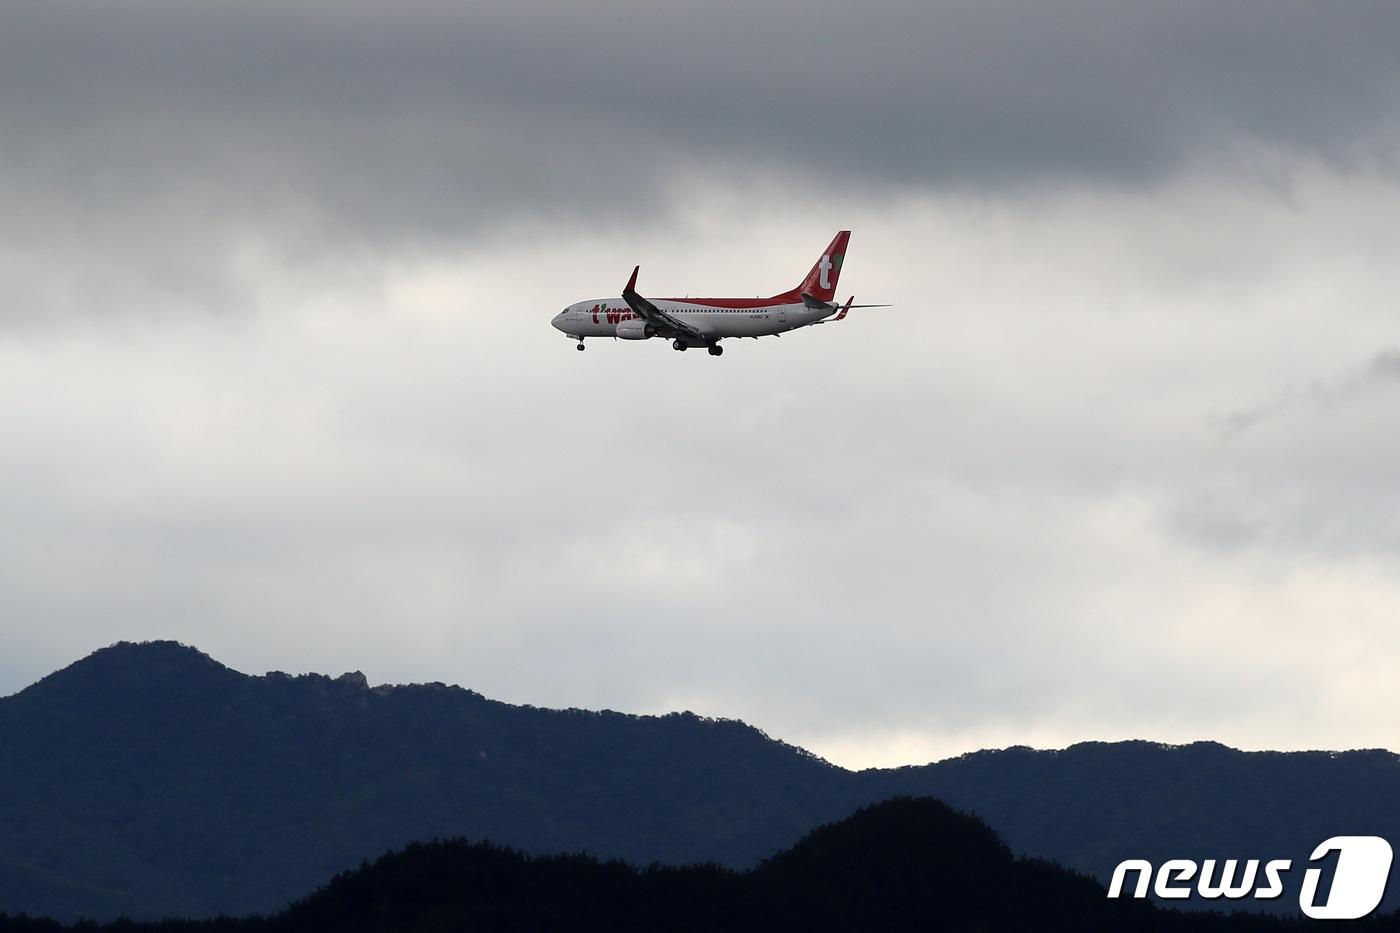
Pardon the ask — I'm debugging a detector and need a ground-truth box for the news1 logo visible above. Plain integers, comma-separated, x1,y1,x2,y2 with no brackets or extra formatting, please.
1108,836,1393,920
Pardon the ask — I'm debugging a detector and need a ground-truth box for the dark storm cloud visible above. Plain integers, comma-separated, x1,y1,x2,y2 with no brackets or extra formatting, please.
3,0,1400,252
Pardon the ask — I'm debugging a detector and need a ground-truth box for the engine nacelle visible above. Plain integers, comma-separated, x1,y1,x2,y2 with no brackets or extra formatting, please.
615,319,655,340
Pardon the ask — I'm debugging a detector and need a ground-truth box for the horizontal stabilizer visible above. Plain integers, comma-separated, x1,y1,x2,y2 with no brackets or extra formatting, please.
803,292,892,312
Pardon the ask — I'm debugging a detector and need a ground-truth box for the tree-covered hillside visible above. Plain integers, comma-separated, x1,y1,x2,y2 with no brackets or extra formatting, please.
2,642,1397,920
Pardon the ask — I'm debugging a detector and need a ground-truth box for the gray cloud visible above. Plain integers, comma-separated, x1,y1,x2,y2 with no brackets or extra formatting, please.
1369,347,1400,382
1217,346,1400,439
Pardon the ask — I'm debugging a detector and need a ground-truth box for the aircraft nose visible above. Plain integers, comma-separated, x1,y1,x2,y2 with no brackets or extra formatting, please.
552,312,568,332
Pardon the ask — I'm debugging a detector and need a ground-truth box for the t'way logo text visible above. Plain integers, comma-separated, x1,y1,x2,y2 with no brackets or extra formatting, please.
591,304,637,325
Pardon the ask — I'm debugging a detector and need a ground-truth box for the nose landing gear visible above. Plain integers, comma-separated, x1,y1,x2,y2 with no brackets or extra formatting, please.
576,338,585,351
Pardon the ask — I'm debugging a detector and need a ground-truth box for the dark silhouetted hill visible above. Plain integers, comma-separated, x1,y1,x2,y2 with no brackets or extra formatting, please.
3,798,1375,933
872,740,1400,916
1,642,1397,920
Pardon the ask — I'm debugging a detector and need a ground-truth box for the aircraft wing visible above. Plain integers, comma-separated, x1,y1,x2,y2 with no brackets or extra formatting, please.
622,266,709,343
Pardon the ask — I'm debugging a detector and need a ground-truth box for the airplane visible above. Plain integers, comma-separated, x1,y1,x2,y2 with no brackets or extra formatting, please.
550,231,888,355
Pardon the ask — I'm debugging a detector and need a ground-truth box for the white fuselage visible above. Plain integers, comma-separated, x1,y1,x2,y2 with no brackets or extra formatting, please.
551,297,832,344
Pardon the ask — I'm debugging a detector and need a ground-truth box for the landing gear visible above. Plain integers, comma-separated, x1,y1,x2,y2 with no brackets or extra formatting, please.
672,339,687,351
576,339,585,351
707,344,723,357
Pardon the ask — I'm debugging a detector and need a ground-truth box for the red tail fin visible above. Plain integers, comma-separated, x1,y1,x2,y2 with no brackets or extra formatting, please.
797,231,851,303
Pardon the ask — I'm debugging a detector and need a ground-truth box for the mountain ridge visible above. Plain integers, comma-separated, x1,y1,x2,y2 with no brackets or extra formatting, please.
2,641,1396,920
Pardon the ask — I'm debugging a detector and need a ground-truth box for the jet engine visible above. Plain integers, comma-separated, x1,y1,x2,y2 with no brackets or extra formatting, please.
615,319,655,340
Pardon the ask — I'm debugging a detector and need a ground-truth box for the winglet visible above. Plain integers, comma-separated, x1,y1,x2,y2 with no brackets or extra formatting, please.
835,295,854,321
624,265,639,294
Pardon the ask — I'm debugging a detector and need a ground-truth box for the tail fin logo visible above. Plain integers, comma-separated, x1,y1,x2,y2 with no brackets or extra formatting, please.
823,250,845,287
818,253,846,289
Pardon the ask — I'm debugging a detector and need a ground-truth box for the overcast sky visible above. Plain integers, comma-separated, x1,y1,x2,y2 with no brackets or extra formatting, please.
3,1,1400,768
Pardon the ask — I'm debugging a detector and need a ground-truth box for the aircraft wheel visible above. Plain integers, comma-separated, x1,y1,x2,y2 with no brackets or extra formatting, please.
576,342,585,351
708,345,723,357
673,339,687,351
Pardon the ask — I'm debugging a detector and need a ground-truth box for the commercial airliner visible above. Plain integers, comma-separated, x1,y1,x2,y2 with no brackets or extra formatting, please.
550,231,887,355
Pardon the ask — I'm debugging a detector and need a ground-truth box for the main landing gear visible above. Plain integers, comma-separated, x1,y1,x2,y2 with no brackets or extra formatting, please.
671,338,723,356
